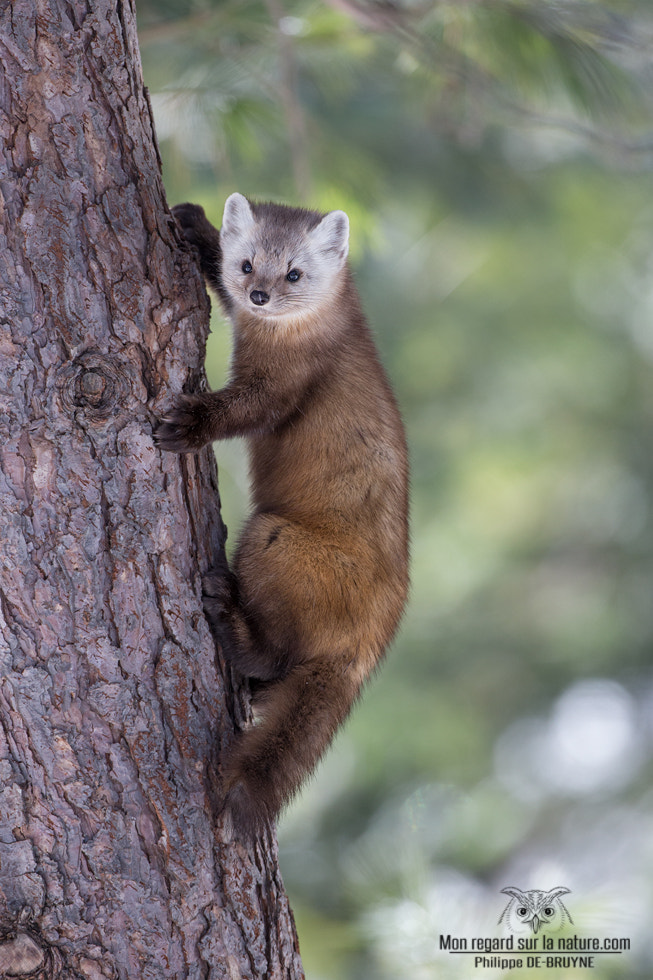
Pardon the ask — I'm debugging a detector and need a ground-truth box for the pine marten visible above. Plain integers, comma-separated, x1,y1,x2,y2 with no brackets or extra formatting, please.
155,193,409,837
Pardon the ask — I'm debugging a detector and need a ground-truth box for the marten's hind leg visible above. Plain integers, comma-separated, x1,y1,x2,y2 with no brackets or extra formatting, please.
221,659,357,837
202,560,289,682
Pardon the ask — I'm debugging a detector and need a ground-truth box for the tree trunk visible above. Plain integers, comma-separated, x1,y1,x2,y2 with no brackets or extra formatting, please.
0,1,304,977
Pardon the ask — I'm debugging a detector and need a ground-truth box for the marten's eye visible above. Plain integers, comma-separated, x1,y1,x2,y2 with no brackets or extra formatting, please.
286,269,301,282
242,260,253,274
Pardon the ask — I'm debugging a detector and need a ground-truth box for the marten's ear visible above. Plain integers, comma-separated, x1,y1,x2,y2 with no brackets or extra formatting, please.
222,193,255,237
310,210,349,265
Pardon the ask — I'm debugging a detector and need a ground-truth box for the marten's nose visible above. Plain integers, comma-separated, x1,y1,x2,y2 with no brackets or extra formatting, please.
250,290,270,306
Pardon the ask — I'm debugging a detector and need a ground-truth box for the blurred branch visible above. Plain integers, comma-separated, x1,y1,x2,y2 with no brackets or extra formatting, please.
321,0,429,33
499,101,653,156
264,0,313,201
321,0,653,161
138,11,216,45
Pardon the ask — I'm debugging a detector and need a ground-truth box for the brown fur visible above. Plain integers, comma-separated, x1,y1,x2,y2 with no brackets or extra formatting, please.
156,198,409,837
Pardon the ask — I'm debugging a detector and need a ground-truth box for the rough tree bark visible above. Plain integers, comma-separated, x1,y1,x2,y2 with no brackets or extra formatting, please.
0,1,304,977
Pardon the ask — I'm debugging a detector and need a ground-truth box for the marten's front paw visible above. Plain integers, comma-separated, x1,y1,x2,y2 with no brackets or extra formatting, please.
153,394,212,453
172,203,215,250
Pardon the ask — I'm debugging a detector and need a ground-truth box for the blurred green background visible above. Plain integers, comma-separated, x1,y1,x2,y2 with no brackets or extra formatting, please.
137,2,653,976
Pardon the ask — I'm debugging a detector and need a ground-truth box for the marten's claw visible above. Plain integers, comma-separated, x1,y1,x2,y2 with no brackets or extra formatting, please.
153,395,211,453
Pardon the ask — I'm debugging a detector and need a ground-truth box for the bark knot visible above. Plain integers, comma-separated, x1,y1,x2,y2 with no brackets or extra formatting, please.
57,351,126,422
78,369,106,406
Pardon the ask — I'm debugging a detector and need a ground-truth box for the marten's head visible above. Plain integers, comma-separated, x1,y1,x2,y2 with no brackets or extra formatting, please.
219,193,349,321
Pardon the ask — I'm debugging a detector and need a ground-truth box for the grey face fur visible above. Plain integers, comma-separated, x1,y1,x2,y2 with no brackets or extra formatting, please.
219,192,350,321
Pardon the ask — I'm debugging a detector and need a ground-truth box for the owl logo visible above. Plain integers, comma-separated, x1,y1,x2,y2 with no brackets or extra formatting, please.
498,887,573,935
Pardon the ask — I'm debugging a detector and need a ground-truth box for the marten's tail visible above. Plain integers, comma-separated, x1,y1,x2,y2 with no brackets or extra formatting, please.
220,659,360,838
